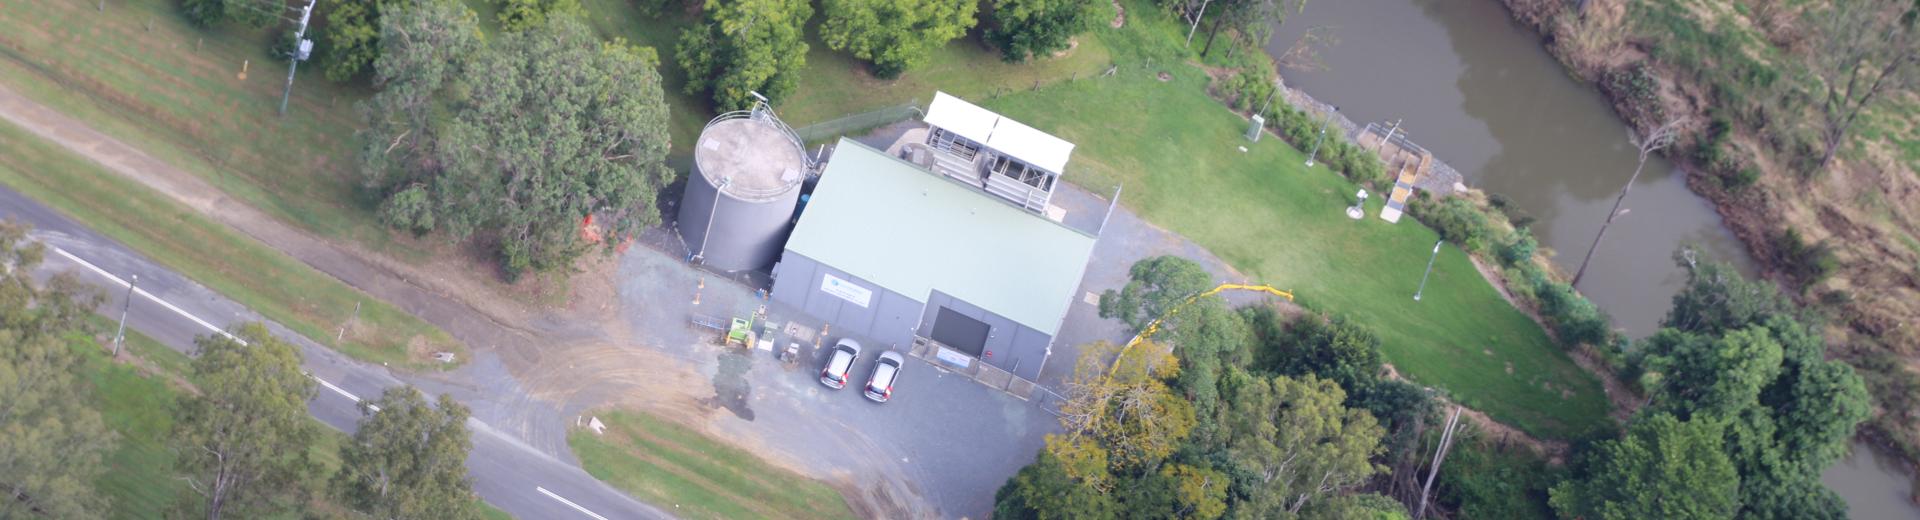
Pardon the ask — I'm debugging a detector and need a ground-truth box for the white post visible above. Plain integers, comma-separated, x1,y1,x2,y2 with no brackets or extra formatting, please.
113,274,138,357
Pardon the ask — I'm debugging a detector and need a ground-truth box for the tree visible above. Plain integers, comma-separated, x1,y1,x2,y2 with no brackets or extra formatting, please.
985,0,1101,62
336,387,480,519
176,323,321,519
362,14,675,277
820,0,977,78
1227,374,1385,516
1638,326,1784,417
0,221,116,519
182,0,283,28
494,0,582,32
1197,0,1302,58
1548,414,1739,520
676,0,813,109
1571,117,1683,288
1099,255,1214,332
993,450,1119,520
1160,463,1228,520
1052,341,1195,474
1809,0,1920,172
317,0,389,82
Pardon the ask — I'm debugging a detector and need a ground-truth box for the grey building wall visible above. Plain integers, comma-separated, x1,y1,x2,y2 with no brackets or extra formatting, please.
918,290,1052,381
771,251,923,350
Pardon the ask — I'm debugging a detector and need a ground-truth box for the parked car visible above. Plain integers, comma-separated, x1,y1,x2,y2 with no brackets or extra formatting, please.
819,339,862,389
864,351,904,403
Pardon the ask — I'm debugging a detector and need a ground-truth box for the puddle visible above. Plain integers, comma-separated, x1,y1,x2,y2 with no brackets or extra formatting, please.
704,349,756,420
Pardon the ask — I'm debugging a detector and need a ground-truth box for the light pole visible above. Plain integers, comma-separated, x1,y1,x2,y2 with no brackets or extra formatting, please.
1414,240,1441,302
1305,105,1337,167
113,274,137,357
278,0,316,116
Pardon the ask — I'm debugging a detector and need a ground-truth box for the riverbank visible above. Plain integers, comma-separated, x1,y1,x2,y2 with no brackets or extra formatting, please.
1497,0,1920,501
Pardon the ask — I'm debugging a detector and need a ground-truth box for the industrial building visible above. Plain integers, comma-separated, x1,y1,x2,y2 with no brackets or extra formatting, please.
770,138,1097,379
676,91,1098,380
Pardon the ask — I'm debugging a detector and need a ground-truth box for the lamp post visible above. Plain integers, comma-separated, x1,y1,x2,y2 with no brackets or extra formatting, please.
1305,105,1337,167
1414,240,1441,302
113,274,137,357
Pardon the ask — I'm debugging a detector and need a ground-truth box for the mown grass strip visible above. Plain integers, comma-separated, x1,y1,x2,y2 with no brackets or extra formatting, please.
569,410,855,520
0,119,458,369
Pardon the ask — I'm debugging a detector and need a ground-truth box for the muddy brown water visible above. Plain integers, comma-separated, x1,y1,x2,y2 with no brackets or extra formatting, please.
1265,0,1916,516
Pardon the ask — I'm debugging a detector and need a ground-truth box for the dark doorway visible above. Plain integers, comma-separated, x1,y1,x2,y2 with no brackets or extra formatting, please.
930,307,990,356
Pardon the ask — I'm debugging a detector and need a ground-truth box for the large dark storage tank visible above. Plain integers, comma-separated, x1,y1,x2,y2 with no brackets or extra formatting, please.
677,111,808,271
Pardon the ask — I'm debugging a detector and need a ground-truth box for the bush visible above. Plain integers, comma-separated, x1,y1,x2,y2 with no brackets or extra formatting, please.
1499,228,1538,268
1773,227,1838,287
1531,271,1611,347
1410,197,1493,254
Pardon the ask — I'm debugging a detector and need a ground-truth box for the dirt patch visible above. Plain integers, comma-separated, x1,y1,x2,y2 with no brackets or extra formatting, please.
1109,0,1126,28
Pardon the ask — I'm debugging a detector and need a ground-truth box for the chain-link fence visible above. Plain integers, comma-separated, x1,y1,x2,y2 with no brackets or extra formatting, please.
790,100,925,145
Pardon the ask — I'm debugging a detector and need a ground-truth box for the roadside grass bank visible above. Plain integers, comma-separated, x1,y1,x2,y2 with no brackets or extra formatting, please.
981,0,1609,438
569,410,856,520
0,119,460,369
68,326,507,518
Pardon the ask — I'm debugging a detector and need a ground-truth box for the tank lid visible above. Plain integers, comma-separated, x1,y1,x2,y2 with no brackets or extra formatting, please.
694,118,807,202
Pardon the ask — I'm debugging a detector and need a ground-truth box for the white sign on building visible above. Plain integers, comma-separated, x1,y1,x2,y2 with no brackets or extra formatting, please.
821,273,873,308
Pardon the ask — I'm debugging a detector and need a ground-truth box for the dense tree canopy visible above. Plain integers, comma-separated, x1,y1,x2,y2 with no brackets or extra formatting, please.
337,386,480,519
820,0,977,78
0,221,116,519
1099,255,1214,332
1607,257,1871,519
985,0,1102,62
176,324,321,519
1227,374,1385,517
1549,413,1740,520
361,6,675,277
676,0,813,109
318,0,391,81
493,0,582,32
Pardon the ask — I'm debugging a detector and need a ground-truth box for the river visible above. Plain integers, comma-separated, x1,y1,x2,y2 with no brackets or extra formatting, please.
1263,0,1917,517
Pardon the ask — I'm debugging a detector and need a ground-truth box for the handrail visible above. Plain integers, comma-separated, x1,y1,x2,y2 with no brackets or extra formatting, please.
695,103,812,199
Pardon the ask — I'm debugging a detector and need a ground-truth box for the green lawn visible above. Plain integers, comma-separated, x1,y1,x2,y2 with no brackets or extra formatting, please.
0,118,459,369
569,411,855,520
978,3,1610,438
72,324,504,518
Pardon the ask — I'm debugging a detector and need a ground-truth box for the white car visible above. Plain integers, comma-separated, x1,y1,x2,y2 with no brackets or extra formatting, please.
818,339,861,389
864,351,904,403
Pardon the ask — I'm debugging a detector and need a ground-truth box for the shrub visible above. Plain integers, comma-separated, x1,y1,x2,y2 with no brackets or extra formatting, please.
1498,228,1538,268
1772,227,1838,287
1410,197,1493,254
1532,273,1611,347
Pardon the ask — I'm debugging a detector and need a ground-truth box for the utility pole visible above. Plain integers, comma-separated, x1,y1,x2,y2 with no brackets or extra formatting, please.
113,274,138,357
1414,240,1441,302
278,0,316,116
1304,105,1338,167
1572,118,1683,287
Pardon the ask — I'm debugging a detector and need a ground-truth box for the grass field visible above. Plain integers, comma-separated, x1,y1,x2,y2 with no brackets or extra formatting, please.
0,119,459,369
73,324,506,518
569,411,855,520
979,4,1610,438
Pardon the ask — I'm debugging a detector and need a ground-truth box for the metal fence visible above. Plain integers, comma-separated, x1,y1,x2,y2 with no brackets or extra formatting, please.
789,100,924,145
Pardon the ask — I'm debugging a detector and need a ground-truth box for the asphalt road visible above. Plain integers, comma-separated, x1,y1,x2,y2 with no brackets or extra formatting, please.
0,185,668,519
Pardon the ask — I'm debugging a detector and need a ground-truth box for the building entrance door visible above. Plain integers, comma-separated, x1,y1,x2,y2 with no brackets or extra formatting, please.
930,307,989,357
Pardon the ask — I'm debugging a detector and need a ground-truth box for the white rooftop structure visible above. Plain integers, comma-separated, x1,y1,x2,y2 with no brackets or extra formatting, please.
923,91,1075,175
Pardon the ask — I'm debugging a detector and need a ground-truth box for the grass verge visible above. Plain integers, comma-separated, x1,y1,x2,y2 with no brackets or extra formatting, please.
569,410,855,520
74,323,503,518
978,1,1610,438
0,118,459,369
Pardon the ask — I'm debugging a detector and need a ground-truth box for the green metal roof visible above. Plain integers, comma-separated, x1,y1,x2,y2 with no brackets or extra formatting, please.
785,139,1098,336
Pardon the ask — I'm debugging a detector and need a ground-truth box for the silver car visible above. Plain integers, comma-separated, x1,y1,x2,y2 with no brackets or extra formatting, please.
819,339,861,389
864,351,904,403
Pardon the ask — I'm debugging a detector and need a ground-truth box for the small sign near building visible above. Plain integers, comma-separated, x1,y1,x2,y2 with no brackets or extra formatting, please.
821,273,872,307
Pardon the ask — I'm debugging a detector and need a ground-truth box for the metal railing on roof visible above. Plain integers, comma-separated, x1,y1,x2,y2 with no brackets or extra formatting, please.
697,101,813,199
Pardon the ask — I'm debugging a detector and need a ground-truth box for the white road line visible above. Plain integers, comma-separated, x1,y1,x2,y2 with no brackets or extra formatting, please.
45,243,383,411
46,245,243,344
537,487,610,520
